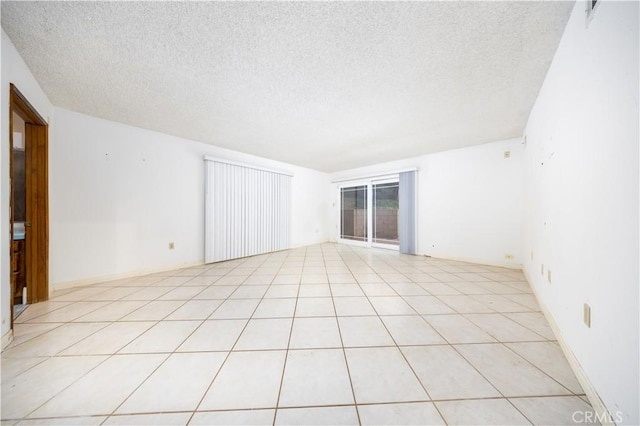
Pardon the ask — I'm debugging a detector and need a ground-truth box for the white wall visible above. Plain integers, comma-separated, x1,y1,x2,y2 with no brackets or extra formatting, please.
0,30,54,341
50,108,330,288
1,24,330,337
523,1,638,424
330,138,524,268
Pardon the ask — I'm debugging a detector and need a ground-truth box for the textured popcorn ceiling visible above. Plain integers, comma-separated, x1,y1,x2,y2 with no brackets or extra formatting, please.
1,1,573,172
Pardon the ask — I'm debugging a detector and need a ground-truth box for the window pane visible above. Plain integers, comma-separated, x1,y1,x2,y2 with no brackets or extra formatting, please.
341,186,368,242
373,182,399,245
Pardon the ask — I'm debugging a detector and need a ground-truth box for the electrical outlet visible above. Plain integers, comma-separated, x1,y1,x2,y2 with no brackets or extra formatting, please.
547,269,552,283
583,304,591,328
541,264,544,275
168,242,175,250
504,254,514,260
504,151,511,159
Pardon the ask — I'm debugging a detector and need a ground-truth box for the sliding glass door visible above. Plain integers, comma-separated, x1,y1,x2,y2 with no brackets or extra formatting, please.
373,181,399,247
340,179,399,249
340,185,368,242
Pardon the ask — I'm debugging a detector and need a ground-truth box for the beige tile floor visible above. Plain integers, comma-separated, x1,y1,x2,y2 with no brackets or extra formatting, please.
1,243,596,425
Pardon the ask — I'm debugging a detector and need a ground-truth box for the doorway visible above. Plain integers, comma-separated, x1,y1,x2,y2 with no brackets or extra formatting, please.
339,177,400,249
9,84,49,327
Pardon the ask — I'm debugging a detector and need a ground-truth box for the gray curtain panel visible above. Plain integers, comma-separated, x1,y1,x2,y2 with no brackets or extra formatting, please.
399,171,417,254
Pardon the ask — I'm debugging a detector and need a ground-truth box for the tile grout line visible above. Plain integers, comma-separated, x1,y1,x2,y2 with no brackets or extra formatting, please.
185,253,280,425
3,243,593,424
344,245,447,423
15,332,139,420
272,247,307,425
499,342,581,397
324,245,362,426
344,245,574,423
345,245,450,424
106,266,225,421
370,249,493,422
448,340,559,425
344,245,587,414
100,259,253,422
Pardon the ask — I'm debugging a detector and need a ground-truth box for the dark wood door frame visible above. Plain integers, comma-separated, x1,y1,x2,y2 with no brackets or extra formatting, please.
9,83,49,329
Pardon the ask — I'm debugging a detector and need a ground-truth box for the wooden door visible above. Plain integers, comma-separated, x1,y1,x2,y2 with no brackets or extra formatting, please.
24,123,49,303
9,84,49,329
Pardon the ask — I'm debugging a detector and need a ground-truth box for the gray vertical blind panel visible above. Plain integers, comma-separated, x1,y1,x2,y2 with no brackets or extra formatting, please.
205,159,292,263
399,170,417,254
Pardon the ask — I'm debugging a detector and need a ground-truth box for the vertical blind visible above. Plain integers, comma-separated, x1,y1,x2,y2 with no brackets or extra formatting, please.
399,170,418,255
204,157,292,263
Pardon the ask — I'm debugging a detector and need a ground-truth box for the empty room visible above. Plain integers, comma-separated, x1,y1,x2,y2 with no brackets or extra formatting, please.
0,1,638,425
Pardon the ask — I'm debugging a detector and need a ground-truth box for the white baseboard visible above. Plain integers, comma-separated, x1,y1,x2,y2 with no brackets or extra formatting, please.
51,261,205,292
329,240,523,270
524,268,615,426
420,252,523,270
2,329,14,351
